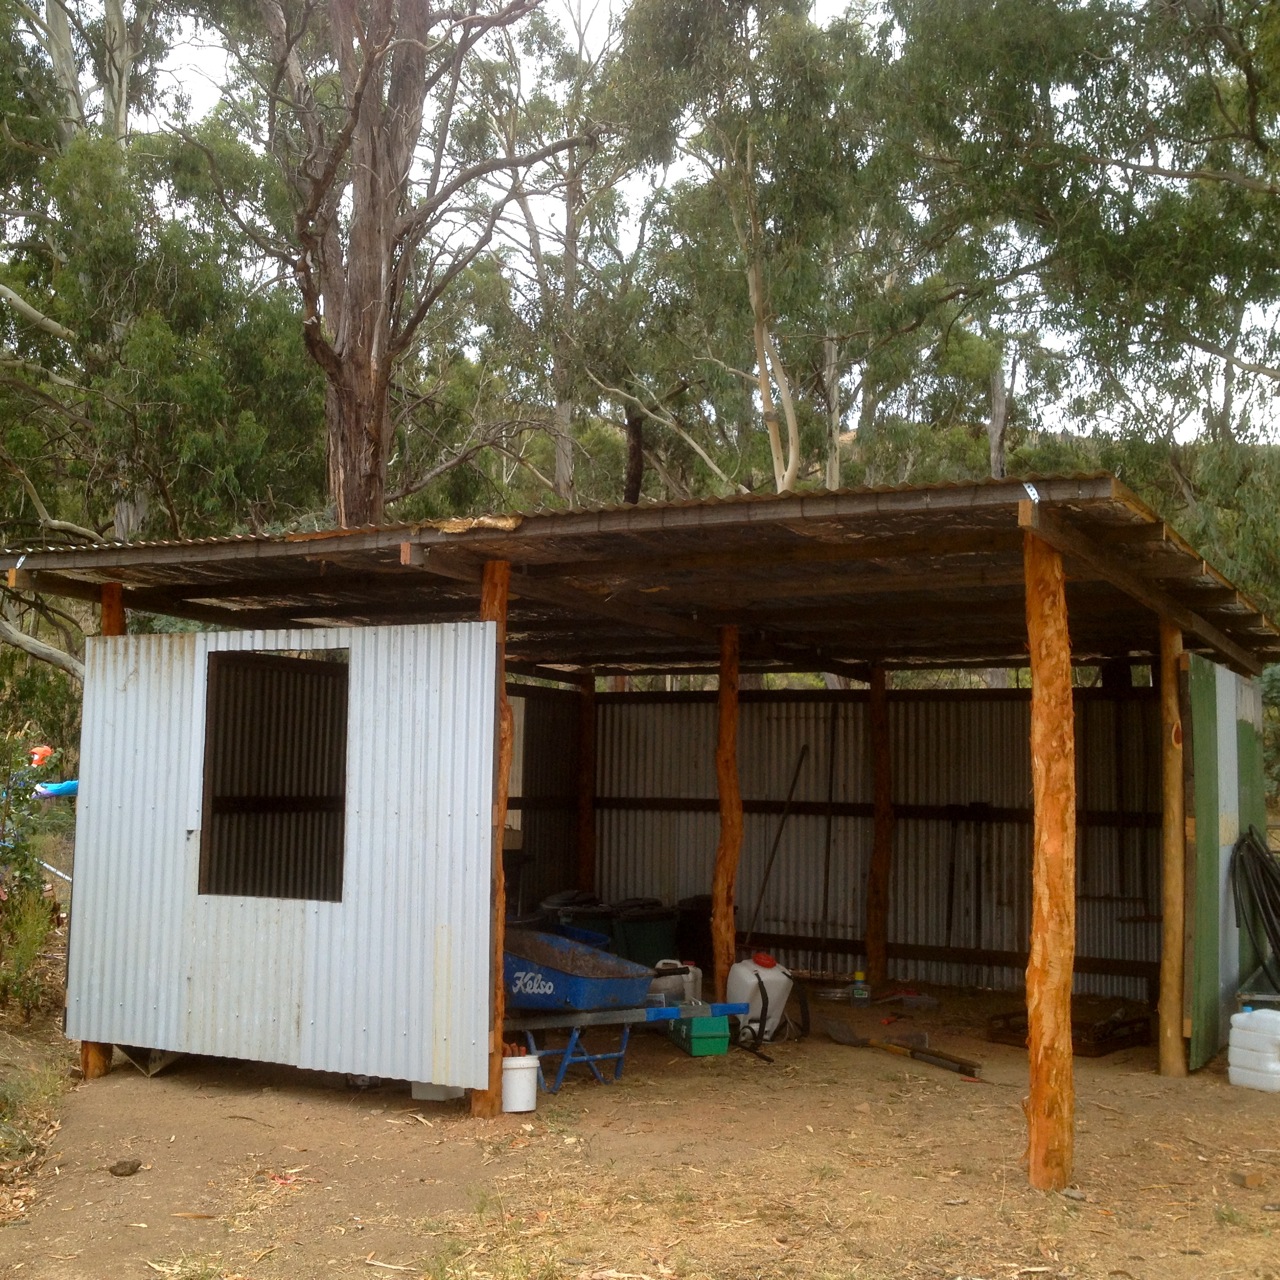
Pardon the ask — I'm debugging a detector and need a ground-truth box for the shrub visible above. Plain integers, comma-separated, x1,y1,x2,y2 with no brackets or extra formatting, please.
0,888,50,1020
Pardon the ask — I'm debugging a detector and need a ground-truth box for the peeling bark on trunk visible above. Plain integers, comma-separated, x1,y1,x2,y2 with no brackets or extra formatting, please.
553,399,575,505
256,0,579,529
623,404,644,504
989,360,1008,480
711,627,743,1000
1022,531,1076,1192
102,0,148,145
326,367,390,528
824,330,841,491
44,0,83,143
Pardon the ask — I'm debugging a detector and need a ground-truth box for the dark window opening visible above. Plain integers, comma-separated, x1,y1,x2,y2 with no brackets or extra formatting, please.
199,651,349,901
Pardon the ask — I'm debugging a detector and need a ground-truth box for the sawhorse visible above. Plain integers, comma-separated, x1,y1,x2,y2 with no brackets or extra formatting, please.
504,1002,748,1093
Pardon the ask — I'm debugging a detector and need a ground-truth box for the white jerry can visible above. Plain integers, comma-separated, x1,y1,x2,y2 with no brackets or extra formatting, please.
726,952,793,1042
1228,1008,1280,1093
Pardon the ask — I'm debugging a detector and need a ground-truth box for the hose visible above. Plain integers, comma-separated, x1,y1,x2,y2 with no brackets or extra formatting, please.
1230,826,1280,990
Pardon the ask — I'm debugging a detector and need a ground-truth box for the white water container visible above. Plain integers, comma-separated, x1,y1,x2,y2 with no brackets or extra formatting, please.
726,953,793,1042
501,1055,539,1112
649,960,704,1006
1228,1008,1280,1093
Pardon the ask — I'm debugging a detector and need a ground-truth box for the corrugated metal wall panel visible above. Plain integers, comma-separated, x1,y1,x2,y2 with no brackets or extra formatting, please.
67,624,494,1087
596,691,1160,1000
517,692,581,907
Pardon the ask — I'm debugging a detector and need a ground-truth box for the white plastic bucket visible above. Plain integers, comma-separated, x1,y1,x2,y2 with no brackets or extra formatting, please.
501,1055,539,1112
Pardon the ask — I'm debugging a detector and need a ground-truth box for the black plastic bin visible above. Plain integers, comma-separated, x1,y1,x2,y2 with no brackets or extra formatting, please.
676,894,715,975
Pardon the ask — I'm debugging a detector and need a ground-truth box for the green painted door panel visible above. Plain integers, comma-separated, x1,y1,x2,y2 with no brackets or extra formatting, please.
1187,654,1221,1071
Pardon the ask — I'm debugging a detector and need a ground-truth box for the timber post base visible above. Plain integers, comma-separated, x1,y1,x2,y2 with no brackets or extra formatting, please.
80,1041,114,1079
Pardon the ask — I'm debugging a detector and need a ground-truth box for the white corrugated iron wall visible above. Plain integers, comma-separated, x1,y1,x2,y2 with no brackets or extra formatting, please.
596,691,1160,999
68,624,495,1087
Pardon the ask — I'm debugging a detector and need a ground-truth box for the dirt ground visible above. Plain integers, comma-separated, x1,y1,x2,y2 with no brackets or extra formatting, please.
1,988,1278,1280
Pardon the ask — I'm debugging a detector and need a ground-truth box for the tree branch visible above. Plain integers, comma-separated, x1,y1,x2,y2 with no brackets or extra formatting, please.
1183,333,1280,381
0,598,84,681
0,445,108,543
1084,155,1279,196
586,370,748,495
0,283,77,343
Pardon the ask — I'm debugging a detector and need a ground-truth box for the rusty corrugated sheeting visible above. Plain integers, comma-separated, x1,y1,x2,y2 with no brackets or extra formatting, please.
67,624,495,1087
595,691,1160,999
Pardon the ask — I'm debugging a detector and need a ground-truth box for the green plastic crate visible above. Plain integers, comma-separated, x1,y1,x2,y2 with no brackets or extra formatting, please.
667,1014,729,1057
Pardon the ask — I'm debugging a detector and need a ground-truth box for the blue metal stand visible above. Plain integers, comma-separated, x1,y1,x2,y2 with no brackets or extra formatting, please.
504,1001,748,1093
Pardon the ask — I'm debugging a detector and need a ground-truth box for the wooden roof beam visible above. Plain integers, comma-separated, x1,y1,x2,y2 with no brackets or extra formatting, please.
398,541,718,647
1019,502,1262,677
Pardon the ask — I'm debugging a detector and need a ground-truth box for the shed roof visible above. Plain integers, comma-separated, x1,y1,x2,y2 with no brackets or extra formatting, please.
4,473,1278,677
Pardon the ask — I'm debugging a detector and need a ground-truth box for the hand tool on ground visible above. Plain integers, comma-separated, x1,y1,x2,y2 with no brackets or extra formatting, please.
822,1019,981,1077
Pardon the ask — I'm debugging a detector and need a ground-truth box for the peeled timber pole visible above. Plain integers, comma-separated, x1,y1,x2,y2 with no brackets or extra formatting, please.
1158,621,1188,1077
865,665,894,986
81,583,127,1081
1022,529,1076,1191
472,561,514,1119
711,626,743,1000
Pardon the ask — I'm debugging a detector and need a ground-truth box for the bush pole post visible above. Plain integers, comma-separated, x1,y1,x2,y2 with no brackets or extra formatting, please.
79,585,127,1080
1159,620,1188,1077
711,626,743,1000
471,561,513,1119
1023,530,1076,1191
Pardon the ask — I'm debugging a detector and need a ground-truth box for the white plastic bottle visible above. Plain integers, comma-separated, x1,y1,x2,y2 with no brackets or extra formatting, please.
726,952,793,1042
1228,1007,1280,1093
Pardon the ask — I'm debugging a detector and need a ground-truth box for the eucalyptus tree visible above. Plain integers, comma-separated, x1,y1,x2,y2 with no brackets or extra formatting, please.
0,0,328,686
192,0,586,528
612,0,877,493
883,0,1280,602
476,0,639,505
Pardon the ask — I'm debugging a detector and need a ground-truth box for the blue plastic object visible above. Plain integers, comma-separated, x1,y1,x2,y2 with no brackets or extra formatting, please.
34,780,78,799
554,922,613,950
504,929,653,1012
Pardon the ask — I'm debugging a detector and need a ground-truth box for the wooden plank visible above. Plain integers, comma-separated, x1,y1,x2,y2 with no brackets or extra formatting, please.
100,582,125,637
1023,530,1077,1192
577,674,597,893
586,794,1159,827
1019,502,1261,676
532,528,1026,582
82,582,120,1078
470,561,513,1120
80,1041,113,1080
864,666,895,986
1158,621,1188,1077
711,626,743,1001
743,932,1160,983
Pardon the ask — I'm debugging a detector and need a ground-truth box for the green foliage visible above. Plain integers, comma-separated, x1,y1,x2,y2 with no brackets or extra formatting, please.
0,886,50,1020
0,648,79,756
0,733,44,901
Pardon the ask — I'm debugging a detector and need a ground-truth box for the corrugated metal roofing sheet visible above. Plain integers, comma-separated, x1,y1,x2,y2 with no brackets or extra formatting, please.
2,473,1115,556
